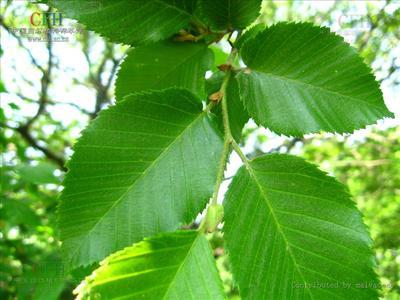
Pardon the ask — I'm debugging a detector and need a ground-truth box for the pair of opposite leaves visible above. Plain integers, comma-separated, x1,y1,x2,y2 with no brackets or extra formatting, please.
52,0,393,299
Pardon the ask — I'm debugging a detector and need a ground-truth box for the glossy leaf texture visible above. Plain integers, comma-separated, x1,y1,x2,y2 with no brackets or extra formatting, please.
224,154,379,299
237,22,394,136
50,0,196,45
76,231,225,299
59,88,223,269
197,0,262,31
206,71,249,142
115,41,213,100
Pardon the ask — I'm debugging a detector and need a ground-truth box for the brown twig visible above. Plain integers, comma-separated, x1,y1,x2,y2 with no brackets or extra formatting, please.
2,122,66,170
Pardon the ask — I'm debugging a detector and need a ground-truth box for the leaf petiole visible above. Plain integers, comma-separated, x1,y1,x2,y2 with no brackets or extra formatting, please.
200,40,249,233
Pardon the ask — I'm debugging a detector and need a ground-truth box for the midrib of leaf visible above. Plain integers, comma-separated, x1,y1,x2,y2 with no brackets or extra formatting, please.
70,0,127,17
248,70,382,110
111,243,190,264
94,235,204,298
68,109,210,258
74,0,191,19
227,0,232,26
154,0,193,17
92,265,178,287
116,285,169,300
134,7,176,43
162,234,201,299
93,3,153,30
244,163,314,300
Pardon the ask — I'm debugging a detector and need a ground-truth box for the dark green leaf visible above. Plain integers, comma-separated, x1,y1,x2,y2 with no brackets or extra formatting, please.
50,0,196,45
197,0,262,30
206,72,249,142
8,103,20,110
237,22,394,136
0,198,40,227
17,254,66,300
115,41,213,100
76,231,225,299
0,107,5,123
205,71,225,95
224,154,379,299
235,23,265,49
59,88,223,269
0,80,6,93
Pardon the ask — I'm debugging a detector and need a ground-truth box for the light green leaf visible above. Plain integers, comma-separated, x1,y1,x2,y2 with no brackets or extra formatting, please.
59,88,223,269
206,72,249,142
115,41,213,100
197,0,262,31
76,231,225,299
224,154,379,299
237,22,394,136
17,162,59,184
209,46,240,71
209,45,229,72
50,0,196,45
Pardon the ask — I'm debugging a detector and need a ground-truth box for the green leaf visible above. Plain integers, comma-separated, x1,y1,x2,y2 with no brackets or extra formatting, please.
115,41,213,100
197,0,262,31
0,107,5,123
0,198,40,227
50,0,196,45
224,154,379,299
8,103,20,110
76,230,225,299
235,23,265,49
206,72,249,142
59,88,223,269
209,45,229,72
237,22,394,136
17,254,66,300
17,162,59,184
209,46,240,71
0,80,6,93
